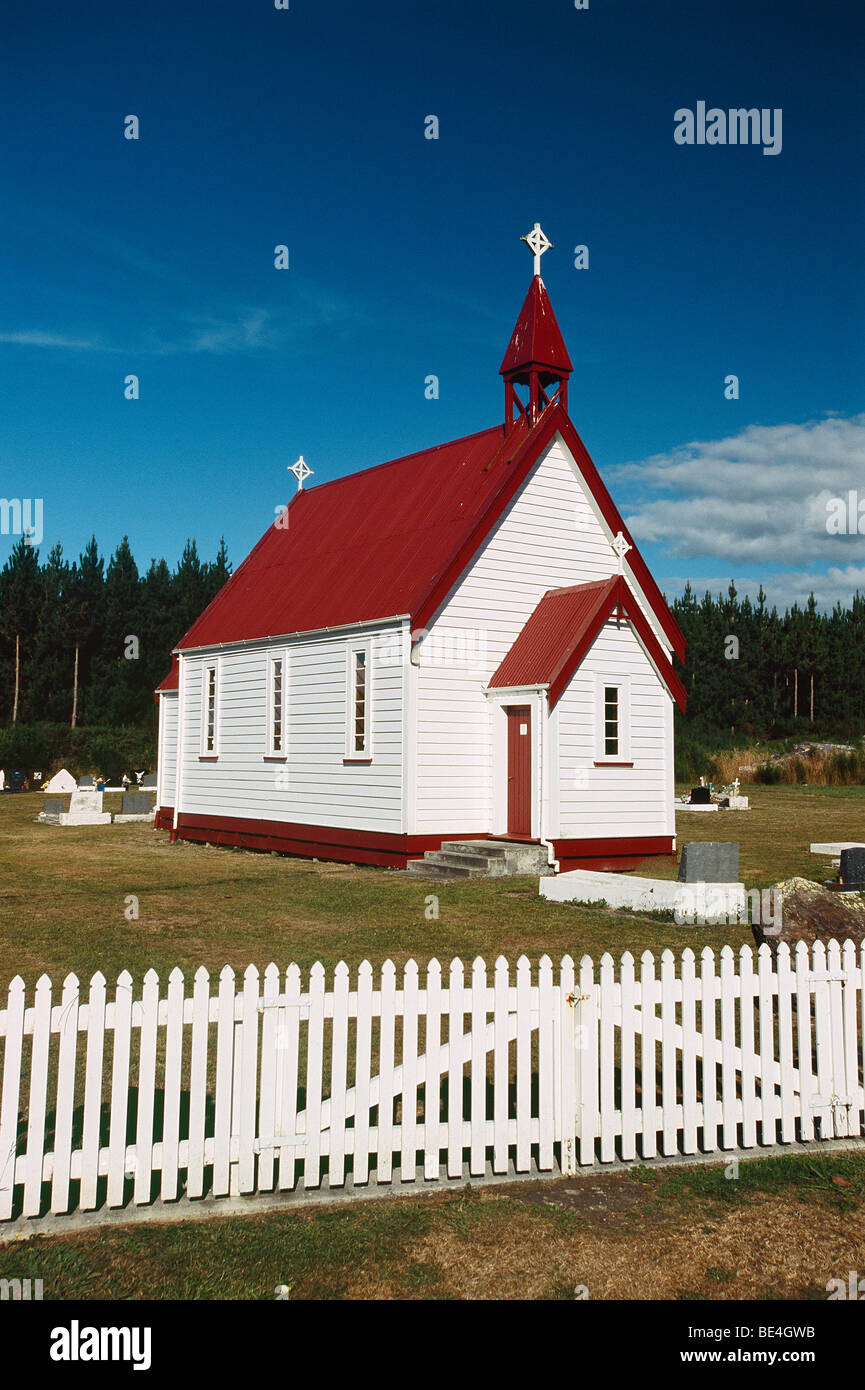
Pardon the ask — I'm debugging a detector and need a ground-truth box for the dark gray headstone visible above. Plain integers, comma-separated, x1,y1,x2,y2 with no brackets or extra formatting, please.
839,848,865,890
79,775,95,788
43,798,64,816
678,842,739,884
140,773,157,789
121,792,152,816
689,786,712,804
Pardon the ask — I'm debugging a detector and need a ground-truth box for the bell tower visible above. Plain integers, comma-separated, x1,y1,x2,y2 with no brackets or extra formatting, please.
500,224,573,433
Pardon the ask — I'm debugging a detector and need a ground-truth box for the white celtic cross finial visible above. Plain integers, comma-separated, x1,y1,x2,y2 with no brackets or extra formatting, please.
612,531,631,573
288,455,312,492
521,222,553,277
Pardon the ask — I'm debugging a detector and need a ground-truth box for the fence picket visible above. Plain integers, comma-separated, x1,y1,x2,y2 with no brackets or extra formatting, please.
354,961,374,1185
719,948,737,1150
161,968,185,1201
23,975,52,1218
51,973,80,1214
660,950,678,1156
401,960,419,1182
493,956,510,1175
423,960,442,1180
757,946,777,1145
515,956,531,1173
238,966,260,1193
213,966,236,1197
538,956,554,1170
277,963,301,1191
0,978,26,1219
619,952,639,1160
776,944,796,1143
304,962,326,1189
257,963,280,1193
811,942,834,1139
640,952,657,1159
599,954,616,1162
107,971,133,1207
134,969,160,1205
447,959,464,1178
680,949,698,1154
739,946,758,1148
186,967,210,1199
577,954,597,1167
700,948,719,1153
330,962,350,1188
795,942,815,1142
79,972,106,1211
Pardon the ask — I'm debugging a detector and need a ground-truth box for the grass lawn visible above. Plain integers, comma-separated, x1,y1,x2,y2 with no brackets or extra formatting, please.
1,785,863,988
1,1150,863,1300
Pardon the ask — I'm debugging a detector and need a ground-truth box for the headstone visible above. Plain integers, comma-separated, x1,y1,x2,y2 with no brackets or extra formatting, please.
79,775,95,789
690,786,712,804
140,773,157,789
727,795,749,810
43,797,64,816
839,848,865,891
44,768,77,794
121,792,152,816
59,790,112,826
678,842,739,884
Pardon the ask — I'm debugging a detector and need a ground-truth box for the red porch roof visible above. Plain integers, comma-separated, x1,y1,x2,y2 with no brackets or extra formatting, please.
488,574,687,711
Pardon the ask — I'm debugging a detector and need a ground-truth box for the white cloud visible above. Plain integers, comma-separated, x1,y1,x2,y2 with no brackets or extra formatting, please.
612,414,865,564
0,330,113,350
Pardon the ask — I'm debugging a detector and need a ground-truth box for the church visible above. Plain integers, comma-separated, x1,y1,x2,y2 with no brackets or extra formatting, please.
155,226,686,873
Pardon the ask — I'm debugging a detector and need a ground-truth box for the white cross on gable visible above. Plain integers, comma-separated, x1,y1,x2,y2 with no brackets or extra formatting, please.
612,531,631,573
288,455,313,492
521,222,553,277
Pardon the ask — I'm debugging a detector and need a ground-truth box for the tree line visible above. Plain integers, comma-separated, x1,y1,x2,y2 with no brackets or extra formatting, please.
0,535,231,731
0,536,862,743
672,581,865,738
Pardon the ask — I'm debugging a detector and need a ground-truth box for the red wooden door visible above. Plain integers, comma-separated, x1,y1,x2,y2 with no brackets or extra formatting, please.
506,706,532,838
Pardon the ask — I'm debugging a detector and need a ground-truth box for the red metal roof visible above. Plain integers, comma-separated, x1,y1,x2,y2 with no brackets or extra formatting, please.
488,574,687,711
499,277,573,381
173,420,531,651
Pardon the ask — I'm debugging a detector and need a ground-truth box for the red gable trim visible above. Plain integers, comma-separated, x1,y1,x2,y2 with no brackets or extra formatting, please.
489,574,687,712
412,400,685,662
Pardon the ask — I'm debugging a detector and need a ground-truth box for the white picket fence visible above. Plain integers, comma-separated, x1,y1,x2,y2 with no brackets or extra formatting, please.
1,941,863,1223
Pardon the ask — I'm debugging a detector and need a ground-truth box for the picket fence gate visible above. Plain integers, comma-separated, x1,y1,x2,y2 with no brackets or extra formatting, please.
1,941,864,1224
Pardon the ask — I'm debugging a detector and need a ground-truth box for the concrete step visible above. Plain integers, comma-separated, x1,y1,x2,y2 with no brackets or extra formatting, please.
406,840,553,880
405,855,487,880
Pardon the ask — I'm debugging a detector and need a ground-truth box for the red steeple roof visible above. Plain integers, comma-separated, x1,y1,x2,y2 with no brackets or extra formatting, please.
499,277,574,383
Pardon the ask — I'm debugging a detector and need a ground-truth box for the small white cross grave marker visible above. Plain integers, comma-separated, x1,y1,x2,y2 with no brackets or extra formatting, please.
288,455,312,492
521,222,553,277
612,531,631,573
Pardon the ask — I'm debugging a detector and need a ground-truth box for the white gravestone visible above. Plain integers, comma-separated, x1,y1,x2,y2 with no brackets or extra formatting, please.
59,790,112,826
44,769,77,794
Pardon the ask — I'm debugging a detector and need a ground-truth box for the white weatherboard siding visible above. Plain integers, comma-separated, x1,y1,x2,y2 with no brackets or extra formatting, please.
555,619,673,841
414,434,670,835
177,628,405,832
158,694,178,806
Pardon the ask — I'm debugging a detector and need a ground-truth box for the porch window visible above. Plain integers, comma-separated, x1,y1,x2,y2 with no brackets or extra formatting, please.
604,686,619,756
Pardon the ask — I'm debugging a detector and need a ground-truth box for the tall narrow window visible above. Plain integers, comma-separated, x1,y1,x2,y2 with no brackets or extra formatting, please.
604,685,619,757
204,665,217,754
353,649,367,753
270,656,284,754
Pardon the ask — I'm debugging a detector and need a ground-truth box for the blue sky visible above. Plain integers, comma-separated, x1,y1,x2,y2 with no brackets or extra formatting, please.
1,0,863,610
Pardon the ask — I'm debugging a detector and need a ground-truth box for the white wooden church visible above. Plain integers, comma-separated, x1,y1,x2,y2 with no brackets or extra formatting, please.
156,226,686,873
